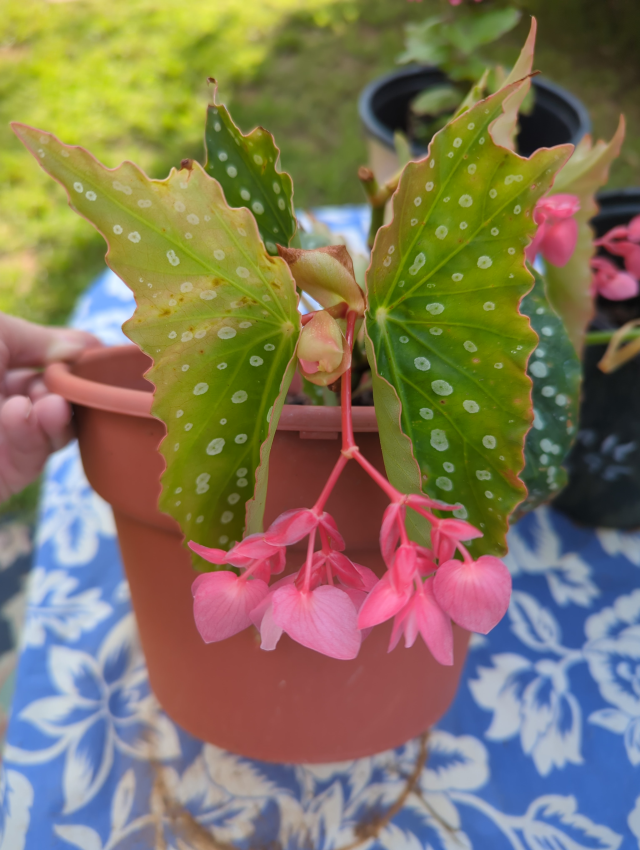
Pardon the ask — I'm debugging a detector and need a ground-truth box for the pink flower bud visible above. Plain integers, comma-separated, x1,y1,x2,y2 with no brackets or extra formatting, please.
278,245,365,315
297,311,351,386
527,193,580,267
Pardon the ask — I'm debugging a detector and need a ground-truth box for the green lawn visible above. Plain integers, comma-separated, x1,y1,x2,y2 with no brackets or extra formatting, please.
3,0,640,333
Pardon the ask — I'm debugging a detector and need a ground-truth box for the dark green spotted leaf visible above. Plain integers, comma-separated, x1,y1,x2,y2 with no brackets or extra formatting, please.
513,268,581,520
15,123,300,562
204,83,296,255
365,81,572,557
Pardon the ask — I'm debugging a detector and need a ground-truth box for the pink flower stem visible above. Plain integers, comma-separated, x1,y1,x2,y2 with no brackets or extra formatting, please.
302,527,317,594
457,542,474,564
351,450,403,502
398,509,409,545
341,310,358,452
313,454,349,513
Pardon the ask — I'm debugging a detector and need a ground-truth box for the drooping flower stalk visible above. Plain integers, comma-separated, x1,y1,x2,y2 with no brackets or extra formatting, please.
190,304,511,663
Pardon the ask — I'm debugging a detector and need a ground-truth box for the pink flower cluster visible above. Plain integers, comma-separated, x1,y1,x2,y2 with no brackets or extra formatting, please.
526,194,580,268
189,493,511,664
591,215,640,301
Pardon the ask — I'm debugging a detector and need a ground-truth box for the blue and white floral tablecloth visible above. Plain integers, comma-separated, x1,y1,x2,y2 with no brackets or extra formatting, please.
2,206,640,849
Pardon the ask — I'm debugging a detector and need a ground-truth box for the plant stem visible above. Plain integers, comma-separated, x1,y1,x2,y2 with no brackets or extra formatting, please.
585,327,640,345
342,311,358,451
302,528,317,593
352,450,402,502
314,454,349,513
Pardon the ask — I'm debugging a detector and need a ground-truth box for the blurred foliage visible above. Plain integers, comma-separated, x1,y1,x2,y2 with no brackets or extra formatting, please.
2,0,640,335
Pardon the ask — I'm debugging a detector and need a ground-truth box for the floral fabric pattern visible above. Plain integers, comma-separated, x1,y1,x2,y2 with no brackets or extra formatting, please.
3,209,640,848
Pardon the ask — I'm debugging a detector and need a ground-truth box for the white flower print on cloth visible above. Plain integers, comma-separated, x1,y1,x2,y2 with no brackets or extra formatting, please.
4,614,180,814
36,443,116,567
629,796,640,847
585,589,640,765
469,593,583,776
505,507,598,607
597,528,640,567
51,733,622,850
23,568,112,648
0,768,33,850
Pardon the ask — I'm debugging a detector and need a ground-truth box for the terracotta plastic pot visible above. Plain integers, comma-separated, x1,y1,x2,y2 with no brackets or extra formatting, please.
45,345,470,764
359,66,591,184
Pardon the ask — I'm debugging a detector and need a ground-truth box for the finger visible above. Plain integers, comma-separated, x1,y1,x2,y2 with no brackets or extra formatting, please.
2,368,40,397
0,395,53,497
32,394,74,451
0,312,101,375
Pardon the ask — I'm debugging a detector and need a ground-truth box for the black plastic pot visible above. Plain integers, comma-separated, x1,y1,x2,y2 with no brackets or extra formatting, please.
552,189,640,528
359,66,591,161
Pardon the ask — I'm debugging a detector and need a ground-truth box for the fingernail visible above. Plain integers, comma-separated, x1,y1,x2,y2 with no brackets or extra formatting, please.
23,399,33,421
46,334,89,363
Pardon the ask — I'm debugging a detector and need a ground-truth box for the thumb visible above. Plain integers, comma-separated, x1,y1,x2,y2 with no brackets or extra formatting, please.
0,312,101,374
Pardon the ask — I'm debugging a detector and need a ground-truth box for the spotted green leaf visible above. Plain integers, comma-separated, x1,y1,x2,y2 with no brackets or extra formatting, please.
514,268,581,520
204,85,296,256
14,123,300,561
365,82,572,557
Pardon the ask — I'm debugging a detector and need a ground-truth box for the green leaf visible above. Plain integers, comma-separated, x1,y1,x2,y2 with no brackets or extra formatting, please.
397,17,450,67
14,123,300,560
444,7,521,56
514,268,581,520
364,82,572,557
204,83,296,256
411,86,463,118
487,18,537,152
544,116,625,353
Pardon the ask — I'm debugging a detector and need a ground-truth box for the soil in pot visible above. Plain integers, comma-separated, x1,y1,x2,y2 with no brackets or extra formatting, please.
552,189,640,528
45,345,470,764
359,66,591,184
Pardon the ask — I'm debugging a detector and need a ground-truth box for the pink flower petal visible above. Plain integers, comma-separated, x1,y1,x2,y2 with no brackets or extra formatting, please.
272,585,362,660
328,551,377,590
357,575,413,629
380,503,402,567
188,541,241,566
265,508,319,545
413,578,454,665
391,544,418,590
539,218,578,267
433,555,512,634
192,572,269,643
600,270,639,301
319,512,346,551
629,215,640,242
232,534,282,562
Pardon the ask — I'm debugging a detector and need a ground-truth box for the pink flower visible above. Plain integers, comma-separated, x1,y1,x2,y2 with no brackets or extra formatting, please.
271,584,362,659
389,578,453,665
433,554,512,634
191,571,269,643
430,518,483,563
249,574,297,650
591,256,639,301
311,550,378,591
265,508,345,549
526,194,580,267
380,503,403,567
357,574,413,629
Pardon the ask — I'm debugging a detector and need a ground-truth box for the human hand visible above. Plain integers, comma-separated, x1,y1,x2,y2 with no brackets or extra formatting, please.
0,313,101,503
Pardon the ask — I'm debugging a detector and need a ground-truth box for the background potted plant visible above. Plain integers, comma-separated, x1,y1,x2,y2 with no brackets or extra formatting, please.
359,4,591,184
14,23,624,764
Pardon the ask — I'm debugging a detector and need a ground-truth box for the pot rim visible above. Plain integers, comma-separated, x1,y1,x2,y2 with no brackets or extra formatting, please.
44,344,379,433
358,65,591,155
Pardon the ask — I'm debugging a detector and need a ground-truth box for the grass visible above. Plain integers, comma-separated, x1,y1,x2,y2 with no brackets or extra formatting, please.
2,0,640,332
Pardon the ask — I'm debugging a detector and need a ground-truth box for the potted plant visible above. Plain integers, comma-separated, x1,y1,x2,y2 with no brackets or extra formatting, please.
16,24,623,764
552,188,640,527
359,4,591,184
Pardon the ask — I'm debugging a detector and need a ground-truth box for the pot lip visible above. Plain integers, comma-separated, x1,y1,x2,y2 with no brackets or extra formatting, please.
44,344,379,433
358,64,591,154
